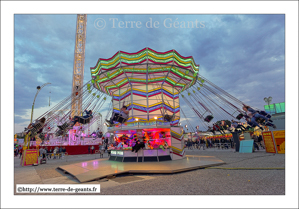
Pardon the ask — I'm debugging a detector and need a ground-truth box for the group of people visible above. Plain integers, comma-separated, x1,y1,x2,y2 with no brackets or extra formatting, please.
14,145,23,158
38,146,67,160
242,105,276,130
206,105,277,135
207,123,227,135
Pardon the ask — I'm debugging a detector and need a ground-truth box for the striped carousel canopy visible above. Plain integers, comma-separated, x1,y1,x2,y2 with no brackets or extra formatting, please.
90,48,200,96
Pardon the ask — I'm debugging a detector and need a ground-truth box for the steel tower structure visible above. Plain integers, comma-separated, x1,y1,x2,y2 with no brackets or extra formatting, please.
96,112,103,132
71,14,87,118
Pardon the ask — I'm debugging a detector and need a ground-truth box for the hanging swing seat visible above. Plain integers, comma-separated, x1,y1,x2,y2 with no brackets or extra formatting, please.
77,115,93,124
55,129,66,137
113,114,128,124
58,122,73,131
59,122,69,130
28,122,44,137
236,113,244,120
255,117,266,124
257,111,272,119
164,113,175,122
204,115,214,123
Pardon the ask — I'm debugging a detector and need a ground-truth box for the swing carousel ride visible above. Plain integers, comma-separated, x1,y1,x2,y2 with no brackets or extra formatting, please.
25,47,256,161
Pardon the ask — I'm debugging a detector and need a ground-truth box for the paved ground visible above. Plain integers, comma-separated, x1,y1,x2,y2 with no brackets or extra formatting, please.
14,148,285,195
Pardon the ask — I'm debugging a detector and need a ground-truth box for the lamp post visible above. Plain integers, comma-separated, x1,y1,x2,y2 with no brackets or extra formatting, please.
30,83,51,124
264,96,272,106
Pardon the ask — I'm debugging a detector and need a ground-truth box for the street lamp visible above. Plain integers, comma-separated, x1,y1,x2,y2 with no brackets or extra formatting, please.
30,83,51,124
264,96,272,106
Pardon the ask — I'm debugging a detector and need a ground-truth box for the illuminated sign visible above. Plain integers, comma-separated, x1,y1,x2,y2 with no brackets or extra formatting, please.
264,102,285,114
111,151,117,155
117,151,123,156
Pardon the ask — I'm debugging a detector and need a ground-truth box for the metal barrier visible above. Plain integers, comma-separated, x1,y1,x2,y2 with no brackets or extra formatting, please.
94,150,100,159
213,143,231,150
213,143,221,150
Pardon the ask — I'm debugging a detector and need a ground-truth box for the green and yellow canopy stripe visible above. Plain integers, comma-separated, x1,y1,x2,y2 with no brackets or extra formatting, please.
91,48,199,75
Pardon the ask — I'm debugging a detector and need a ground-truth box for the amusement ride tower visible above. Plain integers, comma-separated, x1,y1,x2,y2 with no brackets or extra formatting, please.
71,14,87,118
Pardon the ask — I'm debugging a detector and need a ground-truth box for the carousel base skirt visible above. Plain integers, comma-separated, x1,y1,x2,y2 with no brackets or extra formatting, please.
108,148,172,162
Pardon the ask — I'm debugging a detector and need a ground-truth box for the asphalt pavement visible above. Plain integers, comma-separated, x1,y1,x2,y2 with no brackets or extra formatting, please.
14,148,285,195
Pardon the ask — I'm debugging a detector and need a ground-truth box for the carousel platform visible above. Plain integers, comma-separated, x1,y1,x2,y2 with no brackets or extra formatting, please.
58,155,225,183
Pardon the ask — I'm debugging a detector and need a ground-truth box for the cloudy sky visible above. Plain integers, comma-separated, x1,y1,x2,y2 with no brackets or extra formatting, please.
3,1,298,208
14,14,285,133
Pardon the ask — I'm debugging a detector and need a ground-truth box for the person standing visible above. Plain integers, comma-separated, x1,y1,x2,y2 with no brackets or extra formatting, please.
99,144,104,158
91,145,95,154
53,147,58,159
198,138,205,150
208,139,212,148
61,147,66,159
14,147,18,157
59,146,63,159
48,148,53,159
42,147,47,159
44,147,48,159
252,135,259,151
39,147,43,157
105,143,108,153
195,138,199,149
19,147,23,158
88,146,91,154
